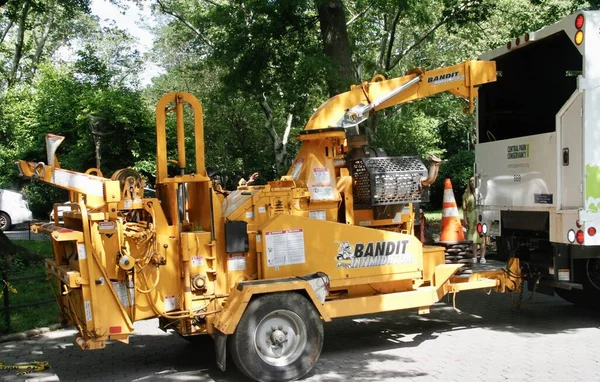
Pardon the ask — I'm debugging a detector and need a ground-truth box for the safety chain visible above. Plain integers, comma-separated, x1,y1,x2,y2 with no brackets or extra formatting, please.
0,360,50,375
507,273,541,311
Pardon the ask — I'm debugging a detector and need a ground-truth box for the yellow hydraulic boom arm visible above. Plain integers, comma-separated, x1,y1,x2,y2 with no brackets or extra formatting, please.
303,60,496,131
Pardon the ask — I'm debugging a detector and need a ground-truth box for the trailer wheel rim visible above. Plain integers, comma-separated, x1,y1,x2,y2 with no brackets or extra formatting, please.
0,215,7,230
586,259,600,291
253,309,307,367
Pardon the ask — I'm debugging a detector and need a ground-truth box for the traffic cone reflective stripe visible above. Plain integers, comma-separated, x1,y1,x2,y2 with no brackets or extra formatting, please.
440,178,465,243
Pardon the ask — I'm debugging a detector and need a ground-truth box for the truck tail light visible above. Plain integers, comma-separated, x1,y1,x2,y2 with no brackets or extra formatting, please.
515,37,520,46
524,33,530,42
478,214,482,221
576,230,584,244
506,41,512,49
482,223,488,234
575,14,584,29
477,223,483,234
575,31,584,45
588,227,596,237
568,229,575,243
576,220,582,228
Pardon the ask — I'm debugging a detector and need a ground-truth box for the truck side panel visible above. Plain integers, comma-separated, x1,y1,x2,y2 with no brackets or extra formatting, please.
476,132,557,210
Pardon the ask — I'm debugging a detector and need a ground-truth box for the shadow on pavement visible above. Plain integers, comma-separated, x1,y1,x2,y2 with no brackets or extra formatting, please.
1,288,599,381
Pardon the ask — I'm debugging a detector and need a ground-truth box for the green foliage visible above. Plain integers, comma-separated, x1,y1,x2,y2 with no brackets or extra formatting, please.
371,107,443,159
0,240,58,334
1,0,598,215
0,58,153,217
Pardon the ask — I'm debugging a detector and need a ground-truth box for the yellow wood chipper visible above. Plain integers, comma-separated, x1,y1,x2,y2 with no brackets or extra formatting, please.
17,59,522,382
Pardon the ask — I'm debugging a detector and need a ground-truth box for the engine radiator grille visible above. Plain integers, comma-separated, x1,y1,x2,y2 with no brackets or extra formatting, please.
351,156,428,206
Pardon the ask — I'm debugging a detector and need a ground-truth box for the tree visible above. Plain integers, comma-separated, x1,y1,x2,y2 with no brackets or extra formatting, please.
316,0,357,95
0,0,91,90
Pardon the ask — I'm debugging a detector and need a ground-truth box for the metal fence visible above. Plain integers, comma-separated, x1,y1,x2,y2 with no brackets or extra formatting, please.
5,220,50,241
1,271,55,333
1,220,53,333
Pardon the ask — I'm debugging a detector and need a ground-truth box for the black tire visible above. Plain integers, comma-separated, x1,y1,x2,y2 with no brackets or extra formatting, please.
555,259,600,309
0,212,11,232
228,292,324,382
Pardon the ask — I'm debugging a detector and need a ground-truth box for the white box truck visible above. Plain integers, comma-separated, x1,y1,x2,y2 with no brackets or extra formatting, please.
475,10,600,306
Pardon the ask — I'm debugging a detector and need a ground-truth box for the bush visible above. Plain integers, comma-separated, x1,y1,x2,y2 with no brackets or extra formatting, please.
22,181,68,220
425,149,474,210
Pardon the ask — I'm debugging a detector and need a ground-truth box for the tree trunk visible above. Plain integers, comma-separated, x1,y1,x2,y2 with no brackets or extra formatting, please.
259,97,292,176
315,0,356,97
8,0,31,87
31,10,55,75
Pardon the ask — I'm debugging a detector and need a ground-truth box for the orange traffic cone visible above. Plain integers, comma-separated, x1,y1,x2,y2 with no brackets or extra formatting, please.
439,178,465,243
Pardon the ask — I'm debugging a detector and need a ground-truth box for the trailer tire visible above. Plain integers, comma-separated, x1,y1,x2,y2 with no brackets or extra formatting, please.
228,292,323,382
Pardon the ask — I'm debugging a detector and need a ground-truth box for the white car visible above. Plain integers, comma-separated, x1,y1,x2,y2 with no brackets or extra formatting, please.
49,202,76,224
0,189,33,231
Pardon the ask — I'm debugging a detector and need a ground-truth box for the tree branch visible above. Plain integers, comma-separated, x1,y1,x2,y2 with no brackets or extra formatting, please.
346,1,374,26
282,113,293,146
32,10,55,74
387,17,448,71
259,95,279,144
156,0,214,50
9,0,32,87
384,5,402,72
386,1,473,71
0,20,13,45
196,0,220,7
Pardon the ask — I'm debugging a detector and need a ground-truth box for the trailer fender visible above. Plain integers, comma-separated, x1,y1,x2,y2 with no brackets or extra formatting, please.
214,272,331,336
212,273,330,371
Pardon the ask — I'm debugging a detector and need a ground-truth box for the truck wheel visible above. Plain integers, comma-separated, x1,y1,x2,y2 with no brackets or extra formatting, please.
555,259,600,309
228,292,324,382
0,212,11,232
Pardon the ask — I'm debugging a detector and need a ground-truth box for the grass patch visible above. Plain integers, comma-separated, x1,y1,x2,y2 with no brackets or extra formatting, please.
424,209,464,222
1,240,60,334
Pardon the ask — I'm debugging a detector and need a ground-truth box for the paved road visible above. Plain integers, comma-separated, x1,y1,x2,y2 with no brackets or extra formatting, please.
1,287,599,382
5,228,49,242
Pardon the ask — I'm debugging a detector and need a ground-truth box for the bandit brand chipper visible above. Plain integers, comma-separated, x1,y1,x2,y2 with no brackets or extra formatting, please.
18,60,522,382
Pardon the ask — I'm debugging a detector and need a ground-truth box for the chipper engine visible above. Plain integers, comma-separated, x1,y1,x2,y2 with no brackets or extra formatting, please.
17,59,522,382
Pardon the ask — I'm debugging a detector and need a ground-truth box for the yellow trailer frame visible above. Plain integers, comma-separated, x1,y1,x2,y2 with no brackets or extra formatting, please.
15,59,523,382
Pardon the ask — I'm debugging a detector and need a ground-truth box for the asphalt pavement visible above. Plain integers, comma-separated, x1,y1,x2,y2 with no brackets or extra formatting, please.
1,283,599,382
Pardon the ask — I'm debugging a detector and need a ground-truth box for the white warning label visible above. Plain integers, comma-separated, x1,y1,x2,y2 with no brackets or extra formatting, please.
112,280,134,307
84,301,92,322
191,256,203,267
311,186,334,200
228,254,246,271
309,210,326,220
265,229,306,267
77,243,87,260
313,167,331,184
